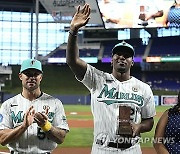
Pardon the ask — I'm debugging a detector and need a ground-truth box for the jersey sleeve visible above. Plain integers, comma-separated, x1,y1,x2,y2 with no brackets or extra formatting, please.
77,64,103,91
52,99,69,131
0,101,12,129
141,85,156,119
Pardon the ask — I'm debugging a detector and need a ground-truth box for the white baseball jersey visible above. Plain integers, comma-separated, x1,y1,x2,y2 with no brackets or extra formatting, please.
78,64,156,154
0,92,69,154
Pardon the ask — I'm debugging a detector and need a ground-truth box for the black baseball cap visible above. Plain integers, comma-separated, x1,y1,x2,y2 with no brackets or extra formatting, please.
112,41,135,57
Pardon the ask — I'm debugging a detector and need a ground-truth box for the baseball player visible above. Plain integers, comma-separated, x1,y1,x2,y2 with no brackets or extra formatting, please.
66,4,156,154
0,59,69,154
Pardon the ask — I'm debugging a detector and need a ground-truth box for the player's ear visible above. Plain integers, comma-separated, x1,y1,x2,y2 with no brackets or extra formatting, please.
38,73,43,82
111,58,113,67
19,73,23,80
40,74,43,81
131,59,134,66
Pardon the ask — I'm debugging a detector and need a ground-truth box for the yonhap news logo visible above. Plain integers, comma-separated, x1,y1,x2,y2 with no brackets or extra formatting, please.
112,136,175,144
95,133,175,146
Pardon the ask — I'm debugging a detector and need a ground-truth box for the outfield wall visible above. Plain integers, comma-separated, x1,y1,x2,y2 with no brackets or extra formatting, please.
2,93,91,105
1,93,178,106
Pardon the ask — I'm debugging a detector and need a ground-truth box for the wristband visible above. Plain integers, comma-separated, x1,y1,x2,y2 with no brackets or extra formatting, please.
41,120,52,132
69,29,78,37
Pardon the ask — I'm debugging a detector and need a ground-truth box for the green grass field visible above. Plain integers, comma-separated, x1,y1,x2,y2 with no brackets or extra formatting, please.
59,105,171,148
0,105,172,150
1,65,177,150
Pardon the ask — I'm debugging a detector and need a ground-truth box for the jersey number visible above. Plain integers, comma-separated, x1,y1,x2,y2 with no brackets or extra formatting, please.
37,127,46,140
130,107,138,122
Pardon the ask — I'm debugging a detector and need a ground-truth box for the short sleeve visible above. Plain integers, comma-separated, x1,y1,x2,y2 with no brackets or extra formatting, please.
0,101,12,129
141,85,156,119
52,99,69,131
77,64,103,92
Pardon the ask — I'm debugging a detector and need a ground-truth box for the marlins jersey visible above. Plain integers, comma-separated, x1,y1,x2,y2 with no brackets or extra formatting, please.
0,93,69,154
79,64,156,154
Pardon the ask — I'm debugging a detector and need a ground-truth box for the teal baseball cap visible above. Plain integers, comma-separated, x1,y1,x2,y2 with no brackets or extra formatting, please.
20,59,43,73
112,41,135,57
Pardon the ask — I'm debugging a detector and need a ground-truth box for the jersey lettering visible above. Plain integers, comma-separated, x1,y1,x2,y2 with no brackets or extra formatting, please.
37,127,46,140
130,107,138,122
48,112,55,123
11,111,23,124
97,84,144,106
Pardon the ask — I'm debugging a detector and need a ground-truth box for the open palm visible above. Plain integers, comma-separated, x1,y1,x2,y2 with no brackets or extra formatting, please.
23,106,35,128
70,4,91,31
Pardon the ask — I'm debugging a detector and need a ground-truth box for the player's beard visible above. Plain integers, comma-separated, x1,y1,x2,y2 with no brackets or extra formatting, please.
118,67,126,73
117,66,129,74
24,82,39,92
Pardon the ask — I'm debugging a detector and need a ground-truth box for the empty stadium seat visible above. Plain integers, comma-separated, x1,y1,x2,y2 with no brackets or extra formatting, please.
149,36,180,56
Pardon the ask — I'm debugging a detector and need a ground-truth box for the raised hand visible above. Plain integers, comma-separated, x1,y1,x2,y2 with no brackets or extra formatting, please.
70,3,91,32
22,106,35,129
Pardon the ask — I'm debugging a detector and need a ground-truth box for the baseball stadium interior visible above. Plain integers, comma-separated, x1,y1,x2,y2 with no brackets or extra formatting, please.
0,0,179,154
0,0,179,104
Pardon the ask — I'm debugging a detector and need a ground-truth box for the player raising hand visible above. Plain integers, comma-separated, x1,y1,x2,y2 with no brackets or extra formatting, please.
66,3,156,154
70,4,91,33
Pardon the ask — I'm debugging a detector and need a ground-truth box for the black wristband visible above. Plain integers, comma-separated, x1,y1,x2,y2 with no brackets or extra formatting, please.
69,30,78,37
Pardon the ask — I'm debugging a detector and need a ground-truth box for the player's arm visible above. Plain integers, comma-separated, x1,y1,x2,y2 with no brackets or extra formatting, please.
34,112,67,144
153,110,169,154
131,117,154,136
0,106,35,145
140,117,154,133
45,127,67,144
66,4,91,81
145,10,163,21
0,125,28,146
102,14,120,24
132,85,156,136
147,10,163,20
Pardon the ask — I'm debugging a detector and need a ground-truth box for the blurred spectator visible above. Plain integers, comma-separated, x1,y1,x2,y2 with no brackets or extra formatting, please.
154,91,180,153
134,0,164,27
98,0,123,28
164,0,180,28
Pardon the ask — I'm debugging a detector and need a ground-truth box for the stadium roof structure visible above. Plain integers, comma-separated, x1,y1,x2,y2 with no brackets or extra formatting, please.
0,0,46,13
0,0,103,26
